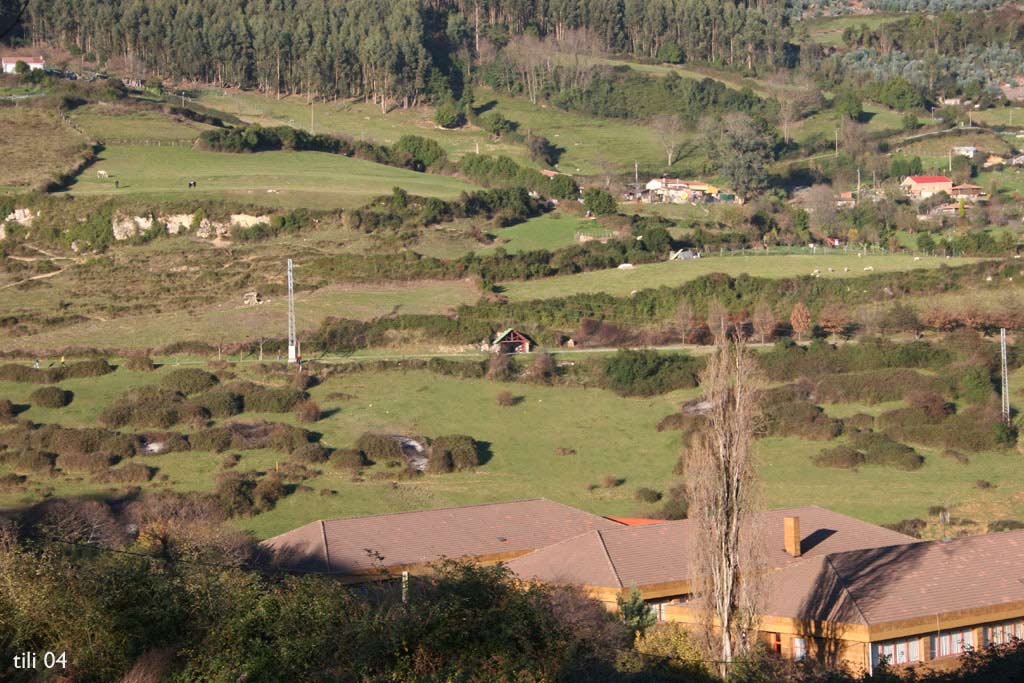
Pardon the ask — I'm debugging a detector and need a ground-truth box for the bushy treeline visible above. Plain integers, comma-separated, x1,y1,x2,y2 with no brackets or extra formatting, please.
347,186,547,232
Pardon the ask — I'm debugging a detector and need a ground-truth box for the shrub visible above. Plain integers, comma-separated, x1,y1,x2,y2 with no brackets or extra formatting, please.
601,475,624,488
496,390,516,407
189,427,234,453
216,475,256,517
62,358,115,379
356,433,403,462
330,448,366,470
295,400,321,423
290,442,329,464
30,386,71,408
236,384,306,412
635,487,662,503
941,449,969,464
988,519,1024,532
656,485,689,520
221,453,241,469
0,473,26,491
813,445,865,469
842,413,875,432
189,388,244,418
814,369,943,404
0,399,13,419
57,452,116,473
98,403,133,428
161,368,219,395
851,432,924,470
432,435,479,471
253,475,286,512
12,450,56,474
267,424,314,454
93,462,154,484
976,479,994,490
602,350,700,397
123,356,155,371
882,518,927,538
763,401,842,440
582,187,617,215
427,450,453,474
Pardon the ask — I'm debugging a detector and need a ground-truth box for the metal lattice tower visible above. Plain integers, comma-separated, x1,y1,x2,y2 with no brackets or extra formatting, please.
1001,327,1010,425
287,259,297,363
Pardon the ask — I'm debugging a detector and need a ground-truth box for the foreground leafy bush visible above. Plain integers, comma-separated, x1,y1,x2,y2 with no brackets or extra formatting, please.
813,445,865,469
602,350,700,397
161,368,219,395
850,432,924,470
431,435,480,471
29,386,71,409
356,433,404,463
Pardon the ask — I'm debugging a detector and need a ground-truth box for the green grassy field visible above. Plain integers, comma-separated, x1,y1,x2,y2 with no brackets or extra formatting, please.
4,362,1024,540
71,104,217,142
799,13,901,47
193,89,530,165
792,103,914,146
895,130,1014,158
500,253,979,301
65,144,479,209
482,212,605,253
971,106,1024,128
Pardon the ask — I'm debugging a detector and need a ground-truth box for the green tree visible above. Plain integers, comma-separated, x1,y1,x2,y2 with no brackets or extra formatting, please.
834,89,863,121
617,587,656,635
583,187,617,215
434,101,464,128
13,60,29,75
700,112,774,200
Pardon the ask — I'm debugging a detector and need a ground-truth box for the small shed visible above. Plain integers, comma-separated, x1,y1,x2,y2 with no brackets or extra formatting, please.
491,328,532,354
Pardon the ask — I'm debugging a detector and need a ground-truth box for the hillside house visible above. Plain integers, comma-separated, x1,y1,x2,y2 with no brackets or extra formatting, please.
490,328,532,354
901,175,953,199
952,146,977,159
1,56,45,74
951,184,986,201
642,177,722,204
263,500,1024,674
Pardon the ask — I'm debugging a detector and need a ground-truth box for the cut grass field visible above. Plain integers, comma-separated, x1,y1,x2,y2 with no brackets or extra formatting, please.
65,144,479,210
482,212,604,253
499,253,979,301
70,104,217,142
4,363,1024,539
799,13,901,47
0,106,85,189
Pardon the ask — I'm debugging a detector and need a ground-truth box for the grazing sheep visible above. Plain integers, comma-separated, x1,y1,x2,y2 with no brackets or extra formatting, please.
828,267,835,273
863,266,874,272
843,267,849,273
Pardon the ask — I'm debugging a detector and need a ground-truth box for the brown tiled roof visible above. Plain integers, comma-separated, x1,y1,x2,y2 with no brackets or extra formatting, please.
768,529,1024,626
259,499,623,574
508,506,914,589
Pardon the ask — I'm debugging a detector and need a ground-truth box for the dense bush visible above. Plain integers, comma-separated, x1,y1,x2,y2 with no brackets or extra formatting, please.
814,368,944,404
11,450,56,474
330,448,366,470
988,519,1024,533
0,399,13,420
813,445,865,469
57,451,116,473
252,475,286,512
30,386,71,409
189,427,234,453
431,435,480,471
295,400,321,423
235,383,306,412
93,462,154,484
161,368,219,395
123,356,155,371
883,518,927,538
189,388,244,418
763,401,842,440
850,432,924,470
356,433,404,463
0,359,114,383
635,487,662,503
1,424,138,460
290,442,329,464
61,359,115,379
602,350,700,397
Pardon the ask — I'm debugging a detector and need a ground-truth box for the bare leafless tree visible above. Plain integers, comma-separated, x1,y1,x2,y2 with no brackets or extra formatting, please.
706,298,729,342
651,113,685,168
676,299,695,343
752,300,776,344
686,338,767,676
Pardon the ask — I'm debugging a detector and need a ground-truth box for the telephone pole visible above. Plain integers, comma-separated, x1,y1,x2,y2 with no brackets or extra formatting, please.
287,259,297,363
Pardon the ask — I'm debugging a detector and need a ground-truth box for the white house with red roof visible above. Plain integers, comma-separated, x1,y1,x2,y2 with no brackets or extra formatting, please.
2,56,45,74
900,175,953,199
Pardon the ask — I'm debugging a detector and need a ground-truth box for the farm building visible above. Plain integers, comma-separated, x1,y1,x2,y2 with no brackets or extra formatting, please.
490,328,532,354
640,177,727,204
262,500,1024,675
1,56,45,74
951,184,986,201
900,175,953,199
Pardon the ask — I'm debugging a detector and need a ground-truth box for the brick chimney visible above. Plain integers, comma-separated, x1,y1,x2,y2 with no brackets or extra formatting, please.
784,516,801,557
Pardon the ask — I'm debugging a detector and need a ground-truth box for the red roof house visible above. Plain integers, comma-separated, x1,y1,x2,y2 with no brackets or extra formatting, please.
901,175,953,199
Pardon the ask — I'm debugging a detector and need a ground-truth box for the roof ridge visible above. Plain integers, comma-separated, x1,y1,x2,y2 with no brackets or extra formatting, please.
318,498,555,524
823,554,869,626
596,529,625,589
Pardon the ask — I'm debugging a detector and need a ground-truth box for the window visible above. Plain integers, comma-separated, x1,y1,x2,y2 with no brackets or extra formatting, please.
932,629,974,659
873,638,921,667
987,620,1024,645
792,637,806,661
770,632,782,655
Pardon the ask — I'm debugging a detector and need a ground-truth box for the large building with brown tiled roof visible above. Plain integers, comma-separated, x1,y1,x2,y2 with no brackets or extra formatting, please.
259,498,623,579
262,500,1024,674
